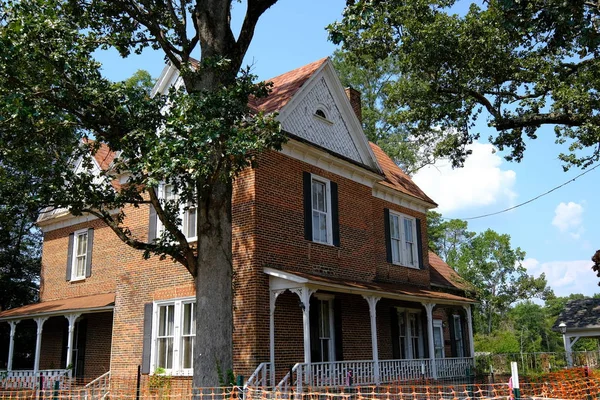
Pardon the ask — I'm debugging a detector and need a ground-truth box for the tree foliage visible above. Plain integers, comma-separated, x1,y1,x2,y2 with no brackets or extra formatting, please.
0,0,283,385
329,0,600,170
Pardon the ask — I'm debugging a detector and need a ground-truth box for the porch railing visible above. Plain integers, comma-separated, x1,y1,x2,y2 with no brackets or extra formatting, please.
0,369,71,390
276,358,474,391
244,363,272,388
81,371,111,399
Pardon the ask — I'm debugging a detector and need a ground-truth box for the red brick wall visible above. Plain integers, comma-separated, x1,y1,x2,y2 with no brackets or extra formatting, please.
37,148,440,381
40,317,66,370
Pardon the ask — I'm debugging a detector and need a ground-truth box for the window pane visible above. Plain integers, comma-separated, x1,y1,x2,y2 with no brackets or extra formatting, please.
391,239,400,263
181,337,194,369
406,242,414,265
390,215,399,239
157,338,173,369
319,301,330,337
76,256,86,277
312,180,326,212
187,208,197,238
404,219,413,242
77,233,87,256
183,303,194,335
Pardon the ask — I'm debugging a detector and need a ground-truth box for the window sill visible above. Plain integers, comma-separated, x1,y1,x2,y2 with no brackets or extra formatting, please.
150,370,193,377
391,262,420,270
310,239,336,248
70,277,86,283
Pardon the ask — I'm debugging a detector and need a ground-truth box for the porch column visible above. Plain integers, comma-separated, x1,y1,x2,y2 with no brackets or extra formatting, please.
422,303,437,379
65,314,81,374
269,290,284,386
7,320,19,371
463,305,475,357
33,317,48,374
363,296,381,385
290,287,315,364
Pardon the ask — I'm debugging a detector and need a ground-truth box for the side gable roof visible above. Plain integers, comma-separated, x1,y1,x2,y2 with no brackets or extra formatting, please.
428,251,470,291
370,142,437,207
250,58,328,114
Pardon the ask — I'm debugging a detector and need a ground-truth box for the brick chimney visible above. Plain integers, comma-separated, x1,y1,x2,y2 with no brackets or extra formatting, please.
344,87,362,123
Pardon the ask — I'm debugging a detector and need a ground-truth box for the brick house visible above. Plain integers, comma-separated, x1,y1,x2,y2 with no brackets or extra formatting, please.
0,58,475,390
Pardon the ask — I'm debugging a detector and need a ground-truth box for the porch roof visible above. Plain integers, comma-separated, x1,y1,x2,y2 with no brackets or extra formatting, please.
0,292,115,321
265,268,476,305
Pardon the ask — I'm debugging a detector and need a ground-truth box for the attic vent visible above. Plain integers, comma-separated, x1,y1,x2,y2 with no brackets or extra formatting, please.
315,109,327,119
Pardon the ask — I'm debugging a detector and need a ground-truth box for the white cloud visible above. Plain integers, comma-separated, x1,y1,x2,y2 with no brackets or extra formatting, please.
523,257,598,297
412,142,517,214
552,202,584,238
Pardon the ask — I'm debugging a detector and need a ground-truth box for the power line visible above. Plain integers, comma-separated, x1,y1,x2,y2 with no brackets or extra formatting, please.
450,162,600,221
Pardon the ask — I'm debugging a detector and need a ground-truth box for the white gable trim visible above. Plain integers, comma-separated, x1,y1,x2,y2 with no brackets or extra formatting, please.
277,59,381,173
372,184,434,214
280,139,381,188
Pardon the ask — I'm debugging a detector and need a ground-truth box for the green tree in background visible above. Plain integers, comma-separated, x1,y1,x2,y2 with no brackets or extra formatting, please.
329,0,600,170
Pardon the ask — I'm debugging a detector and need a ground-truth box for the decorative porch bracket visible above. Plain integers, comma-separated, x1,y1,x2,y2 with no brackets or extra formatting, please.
363,295,381,385
65,313,81,375
462,305,475,357
290,287,315,364
7,320,20,371
33,317,49,374
269,290,285,386
422,303,437,379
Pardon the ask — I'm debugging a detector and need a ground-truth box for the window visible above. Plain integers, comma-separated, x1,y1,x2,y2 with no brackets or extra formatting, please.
433,320,445,358
311,176,332,244
396,308,424,359
156,184,197,241
388,212,419,268
315,109,327,119
453,315,465,357
152,298,195,375
72,230,88,280
316,298,335,362
67,228,93,281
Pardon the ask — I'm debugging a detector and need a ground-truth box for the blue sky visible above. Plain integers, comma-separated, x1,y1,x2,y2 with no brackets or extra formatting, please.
96,0,600,298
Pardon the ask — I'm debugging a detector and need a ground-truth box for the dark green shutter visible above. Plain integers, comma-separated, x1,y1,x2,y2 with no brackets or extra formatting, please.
66,233,74,281
141,303,153,374
309,297,320,362
303,172,312,241
449,313,457,357
331,181,340,247
384,209,392,263
416,218,424,269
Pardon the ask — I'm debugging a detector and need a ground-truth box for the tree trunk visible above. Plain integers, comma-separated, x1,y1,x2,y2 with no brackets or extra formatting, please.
193,179,233,387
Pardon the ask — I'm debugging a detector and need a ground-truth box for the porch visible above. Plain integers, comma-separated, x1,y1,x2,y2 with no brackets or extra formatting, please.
0,293,114,389
249,268,476,389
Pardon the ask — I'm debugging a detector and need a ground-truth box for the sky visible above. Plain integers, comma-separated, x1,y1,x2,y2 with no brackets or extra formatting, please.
95,0,600,299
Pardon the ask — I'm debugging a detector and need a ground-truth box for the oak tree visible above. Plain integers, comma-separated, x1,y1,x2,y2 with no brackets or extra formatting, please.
0,0,284,386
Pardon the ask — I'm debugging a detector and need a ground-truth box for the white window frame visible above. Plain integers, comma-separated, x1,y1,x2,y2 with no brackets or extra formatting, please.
71,228,88,281
397,307,424,359
314,293,336,362
389,211,419,268
433,320,445,359
453,315,465,357
310,174,333,245
150,297,196,376
156,183,197,242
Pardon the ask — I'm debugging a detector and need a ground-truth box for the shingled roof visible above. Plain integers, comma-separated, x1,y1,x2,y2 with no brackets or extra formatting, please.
429,251,470,291
553,298,600,331
250,58,327,114
369,142,437,206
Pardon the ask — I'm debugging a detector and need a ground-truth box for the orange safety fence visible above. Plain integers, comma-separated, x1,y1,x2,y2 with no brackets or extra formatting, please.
1,368,600,399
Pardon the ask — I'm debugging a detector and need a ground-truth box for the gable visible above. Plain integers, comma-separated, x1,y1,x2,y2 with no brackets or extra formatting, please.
277,60,380,172
280,76,364,165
